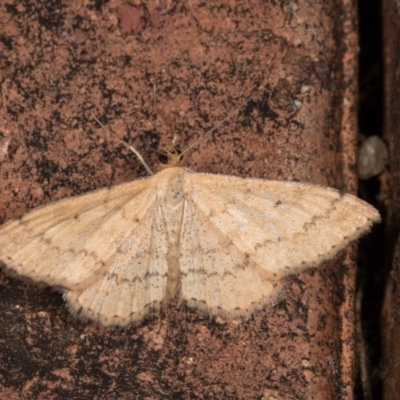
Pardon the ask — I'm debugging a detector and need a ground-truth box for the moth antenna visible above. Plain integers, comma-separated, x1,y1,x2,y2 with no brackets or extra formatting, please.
91,112,154,176
180,87,263,157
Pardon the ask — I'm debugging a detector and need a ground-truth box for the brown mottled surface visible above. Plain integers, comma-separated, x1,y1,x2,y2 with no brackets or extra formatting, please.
0,0,360,398
382,0,400,398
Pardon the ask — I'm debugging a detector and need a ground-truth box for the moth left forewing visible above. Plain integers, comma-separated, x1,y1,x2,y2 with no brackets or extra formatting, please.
183,172,380,281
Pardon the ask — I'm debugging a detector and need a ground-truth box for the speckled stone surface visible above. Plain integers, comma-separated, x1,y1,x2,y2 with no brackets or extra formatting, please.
0,1,359,398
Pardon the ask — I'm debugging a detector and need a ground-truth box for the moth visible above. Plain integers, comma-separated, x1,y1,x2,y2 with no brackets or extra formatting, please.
0,115,380,327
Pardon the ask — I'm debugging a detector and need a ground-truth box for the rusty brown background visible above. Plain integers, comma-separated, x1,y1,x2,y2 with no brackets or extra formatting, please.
0,0,367,399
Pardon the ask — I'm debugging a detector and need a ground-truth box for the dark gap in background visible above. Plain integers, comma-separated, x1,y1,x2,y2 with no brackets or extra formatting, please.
357,0,384,399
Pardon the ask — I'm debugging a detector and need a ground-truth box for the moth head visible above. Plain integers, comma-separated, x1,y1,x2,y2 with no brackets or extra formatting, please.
157,146,182,169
